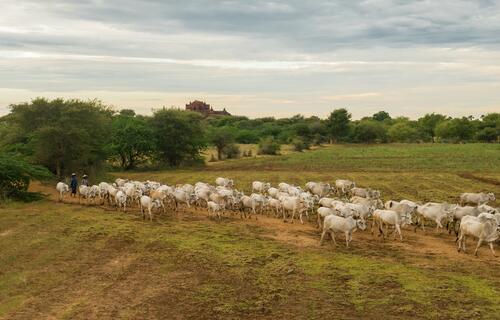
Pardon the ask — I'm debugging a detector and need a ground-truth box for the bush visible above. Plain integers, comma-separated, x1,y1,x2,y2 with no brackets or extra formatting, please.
223,143,241,159
292,138,310,152
0,153,52,202
258,137,281,155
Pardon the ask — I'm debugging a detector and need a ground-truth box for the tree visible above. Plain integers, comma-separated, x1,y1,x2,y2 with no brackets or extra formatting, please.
208,127,236,160
435,117,475,142
388,122,418,142
4,98,112,177
150,108,206,166
109,112,154,169
476,113,499,142
325,108,351,143
417,113,447,142
353,120,387,143
258,137,281,155
0,153,52,201
372,111,391,122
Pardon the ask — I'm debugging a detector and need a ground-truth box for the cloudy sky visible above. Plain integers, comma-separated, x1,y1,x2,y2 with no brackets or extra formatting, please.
1,0,500,119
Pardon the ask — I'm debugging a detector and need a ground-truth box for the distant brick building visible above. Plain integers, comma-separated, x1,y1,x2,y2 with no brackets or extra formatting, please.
185,100,231,117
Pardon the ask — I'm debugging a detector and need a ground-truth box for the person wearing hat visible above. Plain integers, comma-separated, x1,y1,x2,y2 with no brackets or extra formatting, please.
70,173,78,197
82,174,89,186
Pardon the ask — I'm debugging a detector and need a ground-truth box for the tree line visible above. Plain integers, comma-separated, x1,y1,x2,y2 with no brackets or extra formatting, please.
0,98,498,182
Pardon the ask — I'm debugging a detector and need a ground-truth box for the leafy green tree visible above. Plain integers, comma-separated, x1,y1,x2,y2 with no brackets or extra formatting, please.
353,120,387,143
208,127,236,160
435,117,475,142
475,113,499,142
372,111,391,122
388,122,418,142
109,111,154,169
258,136,281,155
417,113,447,142
150,108,206,166
0,153,52,201
4,98,112,177
325,108,351,143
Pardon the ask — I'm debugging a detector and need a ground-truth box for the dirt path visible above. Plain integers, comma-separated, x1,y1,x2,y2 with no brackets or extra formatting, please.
30,182,500,267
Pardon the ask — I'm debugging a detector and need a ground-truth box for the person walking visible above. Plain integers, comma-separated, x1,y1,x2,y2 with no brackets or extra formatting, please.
82,174,89,186
70,173,78,197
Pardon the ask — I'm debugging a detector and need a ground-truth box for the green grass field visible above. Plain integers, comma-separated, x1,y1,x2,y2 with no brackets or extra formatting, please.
1,143,499,319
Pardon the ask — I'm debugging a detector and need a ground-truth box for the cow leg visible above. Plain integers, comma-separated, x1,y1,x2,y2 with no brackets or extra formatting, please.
378,222,385,239
474,239,483,256
319,229,327,245
488,242,496,257
329,231,337,245
395,224,403,241
345,231,350,247
149,207,153,221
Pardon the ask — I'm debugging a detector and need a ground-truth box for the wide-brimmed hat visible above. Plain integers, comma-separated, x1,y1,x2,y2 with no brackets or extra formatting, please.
83,174,88,178
71,173,76,176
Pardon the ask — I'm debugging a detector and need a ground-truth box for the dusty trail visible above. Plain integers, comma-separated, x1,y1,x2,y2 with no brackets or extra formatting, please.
30,182,500,266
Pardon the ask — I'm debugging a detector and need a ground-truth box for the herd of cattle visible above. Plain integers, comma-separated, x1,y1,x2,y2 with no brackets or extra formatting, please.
55,178,499,257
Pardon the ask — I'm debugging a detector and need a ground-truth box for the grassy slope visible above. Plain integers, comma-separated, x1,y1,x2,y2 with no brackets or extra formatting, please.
1,143,500,319
1,202,500,319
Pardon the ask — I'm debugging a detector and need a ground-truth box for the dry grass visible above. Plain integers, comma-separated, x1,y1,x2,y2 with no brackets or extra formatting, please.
1,143,499,319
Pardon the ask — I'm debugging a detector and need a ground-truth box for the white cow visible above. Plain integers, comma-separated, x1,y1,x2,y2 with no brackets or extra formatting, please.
78,185,90,205
415,202,456,232
460,192,495,206
478,204,499,214
139,195,161,221
281,196,306,223
149,189,169,213
384,201,414,226
215,177,233,188
173,189,194,210
306,182,331,197
252,181,271,194
450,206,481,235
317,207,336,229
335,179,356,196
320,215,367,247
457,213,498,256
350,196,383,209
250,193,267,214
207,201,223,219
240,195,260,218
267,198,283,216
372,209,405,241
350,187,369,198
278,182,291,192
115,178,127,187
56,182,69,202
267,187,280,199
115,190,127,212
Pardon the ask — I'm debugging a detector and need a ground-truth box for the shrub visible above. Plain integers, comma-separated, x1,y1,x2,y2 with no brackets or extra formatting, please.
0,153,52,202
223,143,241,159
258,137,281,155
292,138,310,152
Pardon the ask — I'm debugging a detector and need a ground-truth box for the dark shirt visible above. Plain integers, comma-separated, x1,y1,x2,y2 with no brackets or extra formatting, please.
70,177,78,191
